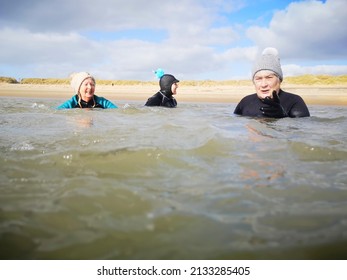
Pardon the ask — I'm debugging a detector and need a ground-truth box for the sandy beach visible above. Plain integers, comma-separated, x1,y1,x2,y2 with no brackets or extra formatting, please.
0,83,346,105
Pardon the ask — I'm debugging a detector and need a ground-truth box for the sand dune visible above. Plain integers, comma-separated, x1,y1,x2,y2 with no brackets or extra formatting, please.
0,83,346,105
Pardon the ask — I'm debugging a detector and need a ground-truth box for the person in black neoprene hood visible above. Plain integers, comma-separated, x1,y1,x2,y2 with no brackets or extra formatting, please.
234,47,310,118
145,72,179,108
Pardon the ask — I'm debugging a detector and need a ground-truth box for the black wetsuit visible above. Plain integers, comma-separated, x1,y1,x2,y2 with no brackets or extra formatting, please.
145,74,179,108
145,91,177,107
234,89,310,118
78,98,103,108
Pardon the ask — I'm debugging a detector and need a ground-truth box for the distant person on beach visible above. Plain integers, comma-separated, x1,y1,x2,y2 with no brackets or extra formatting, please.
57,72,117,109
234,48,310,118
145,69,179,107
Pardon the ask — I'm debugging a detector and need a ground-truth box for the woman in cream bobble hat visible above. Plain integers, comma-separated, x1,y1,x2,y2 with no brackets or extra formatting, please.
234,47,310,118
57,72,117,109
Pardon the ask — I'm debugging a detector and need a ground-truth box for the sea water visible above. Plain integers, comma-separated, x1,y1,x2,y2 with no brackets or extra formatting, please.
0,97,347,259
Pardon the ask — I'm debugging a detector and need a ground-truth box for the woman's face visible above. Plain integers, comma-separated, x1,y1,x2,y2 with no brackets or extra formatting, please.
253,70,281,100
79,78,95,101
171,82,179,95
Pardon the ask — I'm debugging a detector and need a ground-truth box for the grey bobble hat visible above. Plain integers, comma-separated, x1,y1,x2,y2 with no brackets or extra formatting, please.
252,47,283,81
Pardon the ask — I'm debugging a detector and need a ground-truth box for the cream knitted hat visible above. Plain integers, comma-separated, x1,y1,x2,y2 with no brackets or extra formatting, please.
252,47,283,81
70,72,95,94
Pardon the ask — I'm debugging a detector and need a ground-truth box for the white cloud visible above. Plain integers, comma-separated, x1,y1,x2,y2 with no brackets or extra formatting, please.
284,64,347,77
1,0,346,80
247,0,347,60
0,28,100,64
1,0,244,79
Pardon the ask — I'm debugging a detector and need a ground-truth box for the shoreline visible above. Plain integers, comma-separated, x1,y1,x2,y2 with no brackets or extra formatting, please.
0,83,346,105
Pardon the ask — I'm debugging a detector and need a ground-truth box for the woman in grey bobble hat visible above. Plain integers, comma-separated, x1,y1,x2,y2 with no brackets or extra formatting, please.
234,47,310,118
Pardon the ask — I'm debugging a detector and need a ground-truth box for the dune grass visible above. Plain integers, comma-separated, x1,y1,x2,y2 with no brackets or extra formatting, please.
1,75,347,86
284,74,347,85
0,77,19,84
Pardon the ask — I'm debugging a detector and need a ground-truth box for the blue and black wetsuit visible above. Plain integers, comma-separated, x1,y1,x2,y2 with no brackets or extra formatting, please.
57,95,117,109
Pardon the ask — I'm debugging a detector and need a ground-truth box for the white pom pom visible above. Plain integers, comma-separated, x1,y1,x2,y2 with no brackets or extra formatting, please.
262,47,279,56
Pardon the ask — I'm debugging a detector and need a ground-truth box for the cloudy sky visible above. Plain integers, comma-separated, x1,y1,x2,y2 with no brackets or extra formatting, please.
1,0,346,81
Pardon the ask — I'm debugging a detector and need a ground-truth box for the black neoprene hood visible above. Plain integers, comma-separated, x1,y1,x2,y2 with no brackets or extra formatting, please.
159,74,179,94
